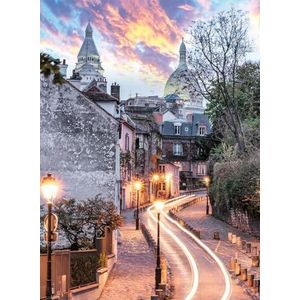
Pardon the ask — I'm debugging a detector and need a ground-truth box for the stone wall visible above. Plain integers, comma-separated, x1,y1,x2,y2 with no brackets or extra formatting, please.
40,76,119,201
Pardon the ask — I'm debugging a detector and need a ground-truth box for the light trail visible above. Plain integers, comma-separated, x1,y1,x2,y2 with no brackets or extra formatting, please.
161,197,232,300
147,201,199,300
147,194,232,300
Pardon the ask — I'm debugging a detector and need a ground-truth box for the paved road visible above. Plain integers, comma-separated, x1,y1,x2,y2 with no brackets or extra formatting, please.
142,194,251,300
100,209,155,300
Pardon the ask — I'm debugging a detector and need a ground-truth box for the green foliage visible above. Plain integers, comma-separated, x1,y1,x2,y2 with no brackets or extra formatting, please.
40,52,64,84
194,134,218,161
210,157,260,214
70,252,99,288
44,195,123,250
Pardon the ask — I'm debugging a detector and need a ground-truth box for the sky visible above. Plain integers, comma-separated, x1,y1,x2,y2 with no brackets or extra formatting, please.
40,0,260,100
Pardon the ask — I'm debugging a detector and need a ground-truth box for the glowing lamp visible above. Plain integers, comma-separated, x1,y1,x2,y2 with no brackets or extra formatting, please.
152,174,159,182
41,173,58,203
134,180,142,191
204,176,210,186
154,201,164,211
165,173,172,181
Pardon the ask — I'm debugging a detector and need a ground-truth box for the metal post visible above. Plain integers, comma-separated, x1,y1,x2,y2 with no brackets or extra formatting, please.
136,190,139,230
155,211,161,290
46,202,52,299
206,186,209,215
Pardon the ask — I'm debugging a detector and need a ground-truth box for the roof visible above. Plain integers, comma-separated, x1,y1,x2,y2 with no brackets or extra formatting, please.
165,93,181,103
161,113,211,136
179,39,186,53
83,83,119,103
78,23,99,58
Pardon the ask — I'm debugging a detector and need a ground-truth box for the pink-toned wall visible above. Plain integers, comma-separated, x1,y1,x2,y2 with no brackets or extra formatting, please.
120,123,134,152
159,163,180,197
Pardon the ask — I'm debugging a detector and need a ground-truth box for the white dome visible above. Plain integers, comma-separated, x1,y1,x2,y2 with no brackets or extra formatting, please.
164,39,202,103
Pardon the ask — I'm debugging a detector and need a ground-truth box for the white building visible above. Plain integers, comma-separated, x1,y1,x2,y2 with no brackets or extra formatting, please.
64,22,108,93
164,39,204,118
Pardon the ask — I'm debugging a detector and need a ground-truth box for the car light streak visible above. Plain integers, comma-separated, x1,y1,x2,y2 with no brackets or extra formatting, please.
161,199,232,300
147,200,199,300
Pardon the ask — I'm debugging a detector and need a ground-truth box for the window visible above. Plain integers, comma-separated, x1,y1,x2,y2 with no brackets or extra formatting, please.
173,143,183,156
159,182,166,190
197,163,206,175
125,134,130,151
159,165,165,173
199,126,206,136
174,125,181,135
135,138,140,149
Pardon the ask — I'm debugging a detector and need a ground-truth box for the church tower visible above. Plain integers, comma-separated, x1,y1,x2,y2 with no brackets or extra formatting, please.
69,22,107,92
179,38,187,66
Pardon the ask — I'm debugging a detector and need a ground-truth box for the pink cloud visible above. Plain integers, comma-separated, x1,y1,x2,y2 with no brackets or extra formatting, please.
178,4,194,11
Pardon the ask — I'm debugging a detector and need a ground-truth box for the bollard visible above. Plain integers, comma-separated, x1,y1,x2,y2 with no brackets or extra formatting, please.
159,283,166,292
230,258,237,271
252,246,258,256
240,268,248,281
236,236,241,247
235,263,241,276
241,240,247,251
232,234,237,244
228,232,232,242
253,279,260,293
156,289,164,299
246,243,252,253
213,232,220,240
194,230,201,239
247,274,254,287
251,255,260,267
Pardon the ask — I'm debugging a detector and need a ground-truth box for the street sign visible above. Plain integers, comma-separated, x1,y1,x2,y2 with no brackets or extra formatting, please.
44,213,58,232
44,232,58,242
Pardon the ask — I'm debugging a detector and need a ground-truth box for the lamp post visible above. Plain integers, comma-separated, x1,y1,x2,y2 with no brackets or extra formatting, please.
134,180,142,230
41,173,58,300
204,176,210,215
154,201,164,291
152,174,159,199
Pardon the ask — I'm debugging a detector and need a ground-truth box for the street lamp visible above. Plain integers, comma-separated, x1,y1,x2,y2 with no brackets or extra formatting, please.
41,173,59,300
152,173,159,199
204,176,210,215
134,180,142,230
154,201,164,290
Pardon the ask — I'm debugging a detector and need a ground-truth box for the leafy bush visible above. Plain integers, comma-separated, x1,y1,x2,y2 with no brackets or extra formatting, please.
210,156,259,217
70,251,99,288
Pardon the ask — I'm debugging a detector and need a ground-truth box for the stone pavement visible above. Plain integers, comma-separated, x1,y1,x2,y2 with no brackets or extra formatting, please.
176,199,260,298
99,209,155,300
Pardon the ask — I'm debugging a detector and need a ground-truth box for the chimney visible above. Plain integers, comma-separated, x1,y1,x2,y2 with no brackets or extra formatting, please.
59,59,68,78
111,82,120,100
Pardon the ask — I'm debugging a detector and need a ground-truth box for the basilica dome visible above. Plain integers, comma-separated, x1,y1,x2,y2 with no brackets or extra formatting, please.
164,39,199,101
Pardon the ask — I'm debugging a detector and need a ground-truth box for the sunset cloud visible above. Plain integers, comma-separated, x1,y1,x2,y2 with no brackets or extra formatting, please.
40,0,260,98
178,4,194,11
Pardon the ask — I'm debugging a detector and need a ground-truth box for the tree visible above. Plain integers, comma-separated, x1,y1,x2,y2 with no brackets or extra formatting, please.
43,195,123,250
188,8,252,153
40,52,64,84
80,195,123,247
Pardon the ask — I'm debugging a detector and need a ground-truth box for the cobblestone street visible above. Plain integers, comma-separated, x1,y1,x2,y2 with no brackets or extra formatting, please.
99,210,155,300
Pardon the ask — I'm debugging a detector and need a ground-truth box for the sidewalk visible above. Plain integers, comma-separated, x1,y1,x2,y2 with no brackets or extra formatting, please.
99,209,155,300
176,199,260,298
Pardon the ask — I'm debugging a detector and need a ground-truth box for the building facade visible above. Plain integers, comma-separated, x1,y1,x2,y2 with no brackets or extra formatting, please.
119,109,136,209
40,75,119,204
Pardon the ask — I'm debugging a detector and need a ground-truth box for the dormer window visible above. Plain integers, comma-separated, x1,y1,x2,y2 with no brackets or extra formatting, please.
174,123,181,135
199,126,206,136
